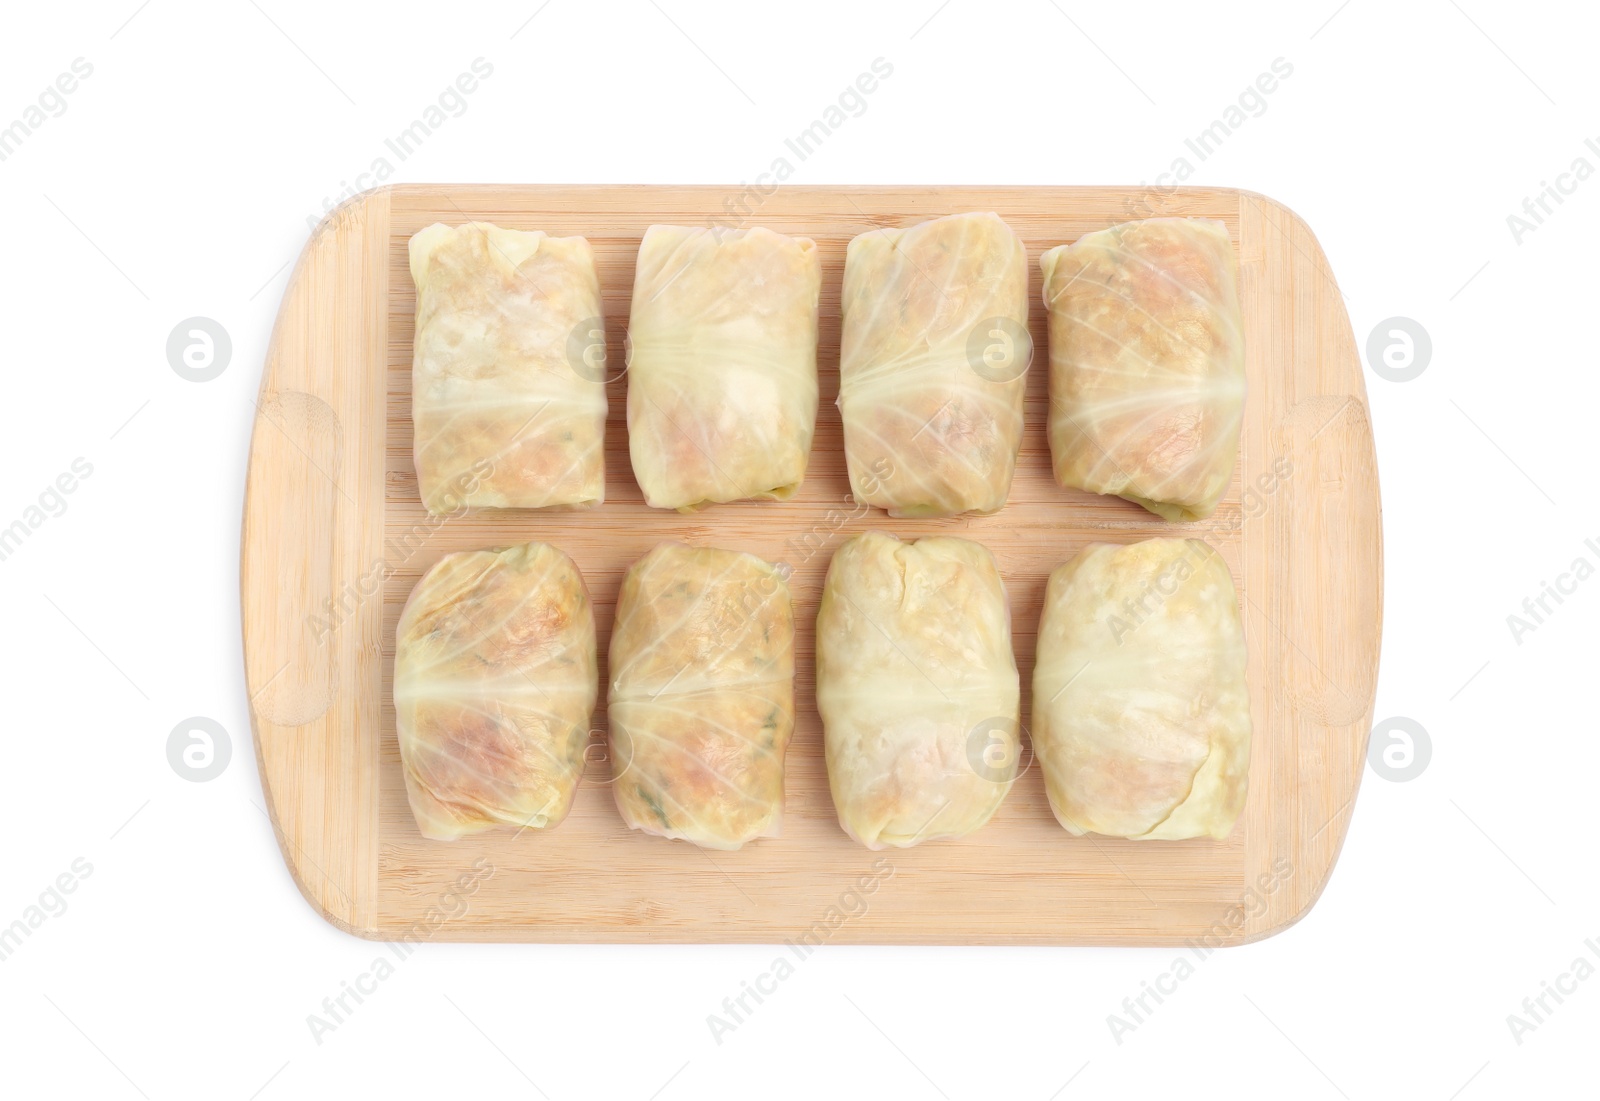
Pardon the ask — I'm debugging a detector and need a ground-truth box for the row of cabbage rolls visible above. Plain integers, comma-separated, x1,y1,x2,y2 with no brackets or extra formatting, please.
409,212,1244,521
395,532,1250,849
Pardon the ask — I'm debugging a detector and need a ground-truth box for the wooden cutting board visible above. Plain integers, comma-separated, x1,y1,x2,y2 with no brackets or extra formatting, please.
241,185,1381,945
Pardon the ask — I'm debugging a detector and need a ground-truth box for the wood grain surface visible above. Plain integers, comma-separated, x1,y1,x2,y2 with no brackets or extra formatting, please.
241,185,1382,945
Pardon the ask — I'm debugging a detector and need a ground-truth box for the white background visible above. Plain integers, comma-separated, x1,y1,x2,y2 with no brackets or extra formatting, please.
1,1,1593,1098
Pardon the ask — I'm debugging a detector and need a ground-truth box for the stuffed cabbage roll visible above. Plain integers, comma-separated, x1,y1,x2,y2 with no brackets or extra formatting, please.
608,542,795,850
1041,217,1244,521
626,225,820,511
838,212,1030,517
394,541,597,840
410,221,607,514
1032,538,1250,840
816,532,1020,848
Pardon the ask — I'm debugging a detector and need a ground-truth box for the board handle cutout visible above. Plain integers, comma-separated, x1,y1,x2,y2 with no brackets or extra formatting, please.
243,389,343,727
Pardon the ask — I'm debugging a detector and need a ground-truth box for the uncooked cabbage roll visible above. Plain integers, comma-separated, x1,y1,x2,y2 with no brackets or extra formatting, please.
608,542,795,850
1032,538,1250,840
816,532,1020,848
838,212,1030,517
626,225,820,510
1041,217,1244,521
394,541,597,840
410,221,607,514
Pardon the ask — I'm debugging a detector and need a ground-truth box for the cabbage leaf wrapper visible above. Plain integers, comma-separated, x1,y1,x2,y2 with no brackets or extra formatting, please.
608,543,796,850
626,225,820,511
410,221,608,514
815,532,1020,849
395,542,598,840
1032,538,1250,840
1041,217,1244,521
838,212,1030,518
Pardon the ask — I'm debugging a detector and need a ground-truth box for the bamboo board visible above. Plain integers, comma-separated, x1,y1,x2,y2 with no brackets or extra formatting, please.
241,185,1381,945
